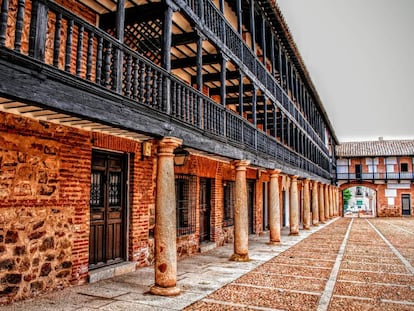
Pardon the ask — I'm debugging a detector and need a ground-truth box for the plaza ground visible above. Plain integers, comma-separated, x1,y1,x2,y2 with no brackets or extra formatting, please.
2,217,414,311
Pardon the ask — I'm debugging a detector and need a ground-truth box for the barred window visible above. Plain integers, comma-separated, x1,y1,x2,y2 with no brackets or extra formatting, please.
175,174,196,236
223,181,235,227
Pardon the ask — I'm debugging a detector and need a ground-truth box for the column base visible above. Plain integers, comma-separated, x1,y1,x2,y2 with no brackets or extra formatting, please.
303,226,311,230
150,285,181,296
266,240,281,246
312,223,319,226
229,253,250,262
289,232,299,236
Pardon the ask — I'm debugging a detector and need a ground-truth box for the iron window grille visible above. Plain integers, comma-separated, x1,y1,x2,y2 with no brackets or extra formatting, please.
175,174,196,236
223,181,235,227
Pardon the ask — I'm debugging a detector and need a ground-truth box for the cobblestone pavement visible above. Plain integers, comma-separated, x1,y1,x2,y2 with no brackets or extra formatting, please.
186,218,414,311
3,217,414,310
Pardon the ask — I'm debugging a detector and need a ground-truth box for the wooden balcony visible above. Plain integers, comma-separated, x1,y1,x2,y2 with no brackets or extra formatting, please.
337,172,414,182
0,0,332,179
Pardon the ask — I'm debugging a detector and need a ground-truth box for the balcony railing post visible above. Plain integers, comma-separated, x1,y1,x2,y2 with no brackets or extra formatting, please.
29,0,49,61
0,0,9,47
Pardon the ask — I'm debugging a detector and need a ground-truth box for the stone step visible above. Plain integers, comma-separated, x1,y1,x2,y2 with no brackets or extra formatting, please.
88,261,137,283
199,242,217,253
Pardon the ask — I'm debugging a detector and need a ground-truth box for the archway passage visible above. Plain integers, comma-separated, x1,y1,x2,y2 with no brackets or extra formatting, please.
340,184,377,217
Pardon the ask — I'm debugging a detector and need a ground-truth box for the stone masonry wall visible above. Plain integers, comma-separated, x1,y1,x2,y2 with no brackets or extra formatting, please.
0,111,91,304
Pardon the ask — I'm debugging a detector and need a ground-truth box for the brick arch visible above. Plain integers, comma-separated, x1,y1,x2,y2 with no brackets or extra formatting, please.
338,182,378,217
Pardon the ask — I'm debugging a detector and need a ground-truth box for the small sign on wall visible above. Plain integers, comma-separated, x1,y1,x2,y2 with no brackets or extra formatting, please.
388,197,395,205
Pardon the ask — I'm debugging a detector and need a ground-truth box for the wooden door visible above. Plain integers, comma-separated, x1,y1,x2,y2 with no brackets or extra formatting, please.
248,180,255,234
199,178,211,242
262,182,268,231
402,194,411,215
355,164,362,179
89,151,126,269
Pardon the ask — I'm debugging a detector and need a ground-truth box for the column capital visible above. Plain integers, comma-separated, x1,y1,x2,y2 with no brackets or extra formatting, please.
232,159,250,170
158,137,182,156
290,175,299,181
303,179,310,185
268,169,281,177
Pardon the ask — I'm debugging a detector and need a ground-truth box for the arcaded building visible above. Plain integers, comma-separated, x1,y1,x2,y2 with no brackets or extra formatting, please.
336,140,414,217
0,0,339,303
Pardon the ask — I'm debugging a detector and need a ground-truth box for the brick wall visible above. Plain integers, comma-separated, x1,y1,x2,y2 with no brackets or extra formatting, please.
0,111,91,304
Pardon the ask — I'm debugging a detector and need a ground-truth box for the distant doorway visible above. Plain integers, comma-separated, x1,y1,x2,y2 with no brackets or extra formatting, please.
402,194,411,216
343,186,376,217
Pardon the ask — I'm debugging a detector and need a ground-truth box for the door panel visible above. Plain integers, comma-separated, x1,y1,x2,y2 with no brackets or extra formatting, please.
89,151,126,269
402,194,411,216
199,178,211,242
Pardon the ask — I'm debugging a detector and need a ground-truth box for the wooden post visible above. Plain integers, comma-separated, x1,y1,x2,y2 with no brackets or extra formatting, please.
220,52,227,107
162,1,176,115
236,0,242,34
29,0,49,61
261,19,266,65
249,0,256,53
238,70,244,115
270,33,276,76
196,30,204,127
113,0,126,92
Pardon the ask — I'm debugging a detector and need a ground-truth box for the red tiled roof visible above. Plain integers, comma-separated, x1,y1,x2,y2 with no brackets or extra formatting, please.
336,140,414,157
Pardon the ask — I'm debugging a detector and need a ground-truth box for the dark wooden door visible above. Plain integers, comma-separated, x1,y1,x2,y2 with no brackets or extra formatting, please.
402,194,411,215
282,190,287,227
262,182,268,231
248,180,255,234
199,178,211,242
89,151,126,269
355,164,362,179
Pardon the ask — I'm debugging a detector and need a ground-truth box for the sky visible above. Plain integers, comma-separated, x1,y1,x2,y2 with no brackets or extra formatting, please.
276,0,414,142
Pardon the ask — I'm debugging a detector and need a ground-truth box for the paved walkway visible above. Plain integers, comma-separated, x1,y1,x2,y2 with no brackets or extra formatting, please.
3,217,414,310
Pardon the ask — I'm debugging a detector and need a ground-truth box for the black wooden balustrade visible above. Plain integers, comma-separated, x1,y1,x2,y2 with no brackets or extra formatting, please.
0,0,332,180
181,0,329,156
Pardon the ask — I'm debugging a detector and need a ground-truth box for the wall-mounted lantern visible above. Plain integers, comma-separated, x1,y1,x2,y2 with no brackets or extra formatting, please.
174,148,189,166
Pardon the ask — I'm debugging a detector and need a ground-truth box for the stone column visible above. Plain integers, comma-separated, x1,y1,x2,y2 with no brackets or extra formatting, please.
303,179,311,230
312,181,319,226
151,137,182,296
289,175,299,235
319,183,325,223
329,186,334,218
324,184,330,220
336,188,340,216
268,170,281,244
230,160,250,262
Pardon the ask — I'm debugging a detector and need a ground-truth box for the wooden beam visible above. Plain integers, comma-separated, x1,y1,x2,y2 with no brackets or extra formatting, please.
209,83,254,96
171,54,218,69
100,2,163,29
192,70,240,84
172,32,197,46
226,95,265,105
